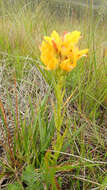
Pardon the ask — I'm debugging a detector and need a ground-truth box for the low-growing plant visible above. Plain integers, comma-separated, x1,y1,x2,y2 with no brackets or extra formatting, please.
0,0,107,189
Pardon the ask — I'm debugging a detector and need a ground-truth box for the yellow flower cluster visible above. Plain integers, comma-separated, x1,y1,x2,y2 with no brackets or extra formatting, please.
40,30,88,72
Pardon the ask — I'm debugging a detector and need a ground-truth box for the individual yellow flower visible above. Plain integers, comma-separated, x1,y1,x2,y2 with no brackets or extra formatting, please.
76,48,89,59
40,40,58,70
60,58,76,72
63,31,81,46
40,30,88,71
70,47,88,64
61,31,81,56
44,30,62,52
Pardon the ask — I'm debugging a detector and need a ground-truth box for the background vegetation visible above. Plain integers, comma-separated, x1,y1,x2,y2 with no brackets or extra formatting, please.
0,0,107,189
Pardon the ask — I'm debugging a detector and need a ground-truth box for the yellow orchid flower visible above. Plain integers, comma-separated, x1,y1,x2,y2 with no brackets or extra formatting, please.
77,49,89,59
63,31,81,46
60,58,76,72
44,30,62,52
40,30,88,72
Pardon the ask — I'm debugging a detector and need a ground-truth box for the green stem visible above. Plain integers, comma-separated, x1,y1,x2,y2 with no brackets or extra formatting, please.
52,76,65,163
45,72,66,166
